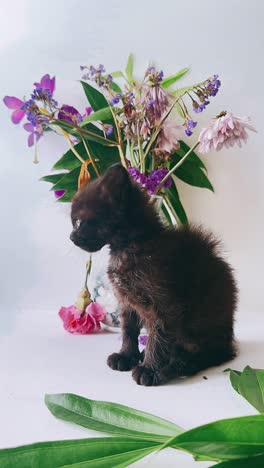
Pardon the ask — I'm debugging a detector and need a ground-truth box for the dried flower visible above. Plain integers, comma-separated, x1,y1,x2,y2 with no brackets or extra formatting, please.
145,85,169,123
198,111,257,153
157,119,183,154
185,119,197,137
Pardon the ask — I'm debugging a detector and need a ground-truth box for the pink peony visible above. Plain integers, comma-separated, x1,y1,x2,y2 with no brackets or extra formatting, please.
198,112,257,153
59,302,105,334
157,119,184,154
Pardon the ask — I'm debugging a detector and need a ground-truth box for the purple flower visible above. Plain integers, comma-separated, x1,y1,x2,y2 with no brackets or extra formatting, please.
3,96,26,124
110,93,121,106
105,124,113,136
147,168,172,194
58,105,83,124
138,335,148,346
55,190,66,199
34,74,55,95
185,128,193,136
128,167,148,188
82,106,92,119
23,123,43,147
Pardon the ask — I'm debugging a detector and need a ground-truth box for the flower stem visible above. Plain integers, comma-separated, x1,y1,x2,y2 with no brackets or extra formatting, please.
62,131,87,165
155,141,200,194
78,131,100,177
84,256,92,289
162,194,178,225
109,106,127,169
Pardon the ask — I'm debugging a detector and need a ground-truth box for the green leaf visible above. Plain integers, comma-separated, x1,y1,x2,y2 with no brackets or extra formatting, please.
178,140,207,171
52,142,84,171
171,153,214,192
161,67,190,89
0,437,160,468
39,173,66,184
82,107,113,125
50,167,80,192
111,82,122,93
125,53,134,81
80,81,110,112
214,453,264,467
166,180,188,224
228,366,264,413
170,415,264,461
45,393,183,442
111,71,124,79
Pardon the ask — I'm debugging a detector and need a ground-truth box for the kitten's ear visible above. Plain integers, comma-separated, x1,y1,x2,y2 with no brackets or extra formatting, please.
100,164,131,206
102,164,130,186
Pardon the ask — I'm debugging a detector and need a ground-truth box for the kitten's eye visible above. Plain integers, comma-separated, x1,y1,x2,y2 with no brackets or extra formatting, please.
75,219,81,229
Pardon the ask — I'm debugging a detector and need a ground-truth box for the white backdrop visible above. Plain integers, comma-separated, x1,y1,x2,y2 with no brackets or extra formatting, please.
0,0,263,331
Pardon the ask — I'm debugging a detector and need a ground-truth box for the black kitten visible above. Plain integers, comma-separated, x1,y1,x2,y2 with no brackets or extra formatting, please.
71,164,238,386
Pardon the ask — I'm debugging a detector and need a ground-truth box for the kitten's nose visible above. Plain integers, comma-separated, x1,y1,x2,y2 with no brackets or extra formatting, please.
70,232,75,242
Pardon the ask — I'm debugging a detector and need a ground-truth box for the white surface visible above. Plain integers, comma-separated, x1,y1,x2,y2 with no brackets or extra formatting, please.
0,309,261,467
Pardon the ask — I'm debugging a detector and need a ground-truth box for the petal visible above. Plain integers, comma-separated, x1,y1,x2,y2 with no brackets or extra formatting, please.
87,302,105,322
3,96,24,109
23,123,34,132
27,133,34,147
11,109,26,124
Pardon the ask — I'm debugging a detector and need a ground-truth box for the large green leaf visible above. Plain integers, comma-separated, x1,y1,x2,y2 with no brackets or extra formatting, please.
161,67,190,89
80,81,110,112
170,415,264,461
227,366,264,413
125,53,134,81
52,142,85,171
0,437,160,468
45,393,183,442
81,107,113,125
39,173,67,184
52,140,119,174
214,453,264,467
178,140,207,171
166,180,188,224
171,153,214,192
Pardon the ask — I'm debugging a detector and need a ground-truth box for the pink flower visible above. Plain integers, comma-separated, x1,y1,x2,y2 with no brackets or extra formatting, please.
3,96,26,124
34,74,55,95
23,122,43,147
59,302,105,334
157,119,184,154
198,112,257,153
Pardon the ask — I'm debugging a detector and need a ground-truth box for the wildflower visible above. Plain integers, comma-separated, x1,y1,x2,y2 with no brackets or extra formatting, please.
104,124,114,136
147,168,172,194
128,167,148,188
21,99,40,126
58,104,83,124
34,74,55,95
110,93,121,106
199,111,257,153
23,122,43,147
3,96,26,124
185,119,197,136
31,87,58,107
157,119,183,154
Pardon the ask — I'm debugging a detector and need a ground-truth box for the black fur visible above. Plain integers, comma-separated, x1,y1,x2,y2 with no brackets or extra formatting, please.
71,164,238,386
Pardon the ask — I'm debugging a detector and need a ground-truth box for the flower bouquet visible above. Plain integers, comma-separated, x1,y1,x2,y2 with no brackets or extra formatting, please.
3,54,256,331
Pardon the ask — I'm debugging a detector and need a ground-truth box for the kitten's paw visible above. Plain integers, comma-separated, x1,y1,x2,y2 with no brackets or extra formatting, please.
132,365,162,386
107,352,139,372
